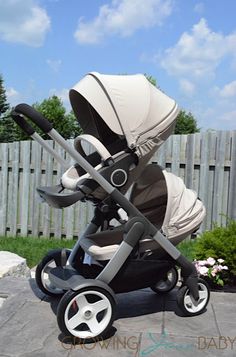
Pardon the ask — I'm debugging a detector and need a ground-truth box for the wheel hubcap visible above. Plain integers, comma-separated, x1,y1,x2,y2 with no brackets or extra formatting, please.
83,309,93,319
155,268,178,291
41,259,64,294
183,283,208,313
65,290,112,338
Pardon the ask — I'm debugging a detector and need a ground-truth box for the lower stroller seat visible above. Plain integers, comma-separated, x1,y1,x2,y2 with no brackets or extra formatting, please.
79,163,205,263
80,226,161,261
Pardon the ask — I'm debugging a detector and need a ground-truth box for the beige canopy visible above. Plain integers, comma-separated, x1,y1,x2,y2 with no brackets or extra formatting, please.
130,164,205,240
69,72,179,158
162,170,206,239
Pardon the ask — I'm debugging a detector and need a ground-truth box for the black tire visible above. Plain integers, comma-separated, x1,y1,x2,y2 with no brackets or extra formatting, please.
177,278,210,316
57,287,116,343
151,267,178,294
35,249,71,297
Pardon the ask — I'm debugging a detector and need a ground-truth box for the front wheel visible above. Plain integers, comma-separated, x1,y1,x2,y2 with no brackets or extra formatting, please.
151,267,178,294
35,249,71,297
177,278,210,316
57,287,116,342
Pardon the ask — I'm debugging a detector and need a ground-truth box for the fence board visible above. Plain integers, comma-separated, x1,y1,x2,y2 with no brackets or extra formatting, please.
155,143,165,167
53,142,63,238
185,134,195,188
228,131,236,220
20,141,31,236
42,141,53,237
171,135,180,176
179,135,187,181
212,131,226,224
199,132,209,231
165,136,172,169
7,143,13,236
31,141,42,237
10,142,20,236
0,130,235,238
0,144,8,236
193,134,201,192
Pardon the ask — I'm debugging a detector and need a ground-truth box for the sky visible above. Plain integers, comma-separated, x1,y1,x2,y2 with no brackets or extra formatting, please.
1,0,236,131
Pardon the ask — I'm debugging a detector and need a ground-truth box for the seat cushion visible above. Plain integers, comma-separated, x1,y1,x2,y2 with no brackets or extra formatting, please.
79,227,123,261
79,226,160,261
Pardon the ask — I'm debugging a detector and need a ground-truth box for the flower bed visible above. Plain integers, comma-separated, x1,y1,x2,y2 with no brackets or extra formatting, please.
193,219,236,288
194,257,229,290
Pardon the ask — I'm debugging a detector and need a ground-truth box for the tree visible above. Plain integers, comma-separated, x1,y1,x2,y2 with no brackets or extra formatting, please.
0,110,20,142
32,96,82,140
0,94,82,142
0,74,18,142
145,75,200,134
144,74,157,87
174,110,200,134
0,74,9,116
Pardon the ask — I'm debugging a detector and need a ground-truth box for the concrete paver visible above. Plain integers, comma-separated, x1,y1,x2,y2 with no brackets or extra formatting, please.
0,276,235,357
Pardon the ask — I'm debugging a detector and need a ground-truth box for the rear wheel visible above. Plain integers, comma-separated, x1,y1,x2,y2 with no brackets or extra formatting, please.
177,278,210,316
57,287,116,342
35,249,71,297
151,267,178,294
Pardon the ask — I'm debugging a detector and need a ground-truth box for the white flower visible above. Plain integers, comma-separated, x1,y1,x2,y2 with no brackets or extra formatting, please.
198,260,208,266
211,269,217,277
217,265,223,271
206,257,216,266
217,258,224,263
199,266,209,276
212,265,220,272
222,265,228,270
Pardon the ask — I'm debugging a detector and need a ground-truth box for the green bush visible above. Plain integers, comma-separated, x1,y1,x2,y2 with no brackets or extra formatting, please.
178,239,197,261
193,219,236,285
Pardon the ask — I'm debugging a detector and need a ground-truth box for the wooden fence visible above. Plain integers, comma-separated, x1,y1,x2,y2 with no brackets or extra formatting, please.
0,130,235,239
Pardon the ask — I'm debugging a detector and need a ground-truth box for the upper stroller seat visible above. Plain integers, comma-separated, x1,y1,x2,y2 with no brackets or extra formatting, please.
36,72,180,208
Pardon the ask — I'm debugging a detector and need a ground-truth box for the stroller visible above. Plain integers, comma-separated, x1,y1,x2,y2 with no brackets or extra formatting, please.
11,72,210,341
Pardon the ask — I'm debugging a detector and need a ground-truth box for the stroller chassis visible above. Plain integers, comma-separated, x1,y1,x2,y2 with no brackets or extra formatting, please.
11,102,210,341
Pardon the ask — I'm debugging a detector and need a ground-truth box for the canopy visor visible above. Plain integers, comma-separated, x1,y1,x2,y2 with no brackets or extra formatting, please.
70,72,179,156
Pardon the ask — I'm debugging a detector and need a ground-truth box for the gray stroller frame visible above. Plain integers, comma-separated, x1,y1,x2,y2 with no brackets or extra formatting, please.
11,74,210,341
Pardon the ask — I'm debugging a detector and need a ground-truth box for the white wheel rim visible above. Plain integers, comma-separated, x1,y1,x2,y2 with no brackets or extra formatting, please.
41,259,64,295
183,282,208,313
155,268,177,291
65,290,112,338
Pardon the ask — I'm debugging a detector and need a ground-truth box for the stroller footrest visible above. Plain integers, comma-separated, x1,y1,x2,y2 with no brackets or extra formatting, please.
37,184,85,208
49,266,86,290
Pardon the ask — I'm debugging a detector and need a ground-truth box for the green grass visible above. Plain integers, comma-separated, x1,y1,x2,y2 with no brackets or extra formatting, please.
0,236,198,269
178,238,197,261
0,236,75,268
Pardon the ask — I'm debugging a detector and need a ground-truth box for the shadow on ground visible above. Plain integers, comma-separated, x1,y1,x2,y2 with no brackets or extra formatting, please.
29,276,187,318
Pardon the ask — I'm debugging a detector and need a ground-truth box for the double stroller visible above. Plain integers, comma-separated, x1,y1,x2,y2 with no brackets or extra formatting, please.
11,72,210,341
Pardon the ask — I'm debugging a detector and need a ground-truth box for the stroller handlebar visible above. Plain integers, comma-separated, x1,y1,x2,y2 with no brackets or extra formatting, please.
12,103,53,134
11,110,36,136
11,103,69,170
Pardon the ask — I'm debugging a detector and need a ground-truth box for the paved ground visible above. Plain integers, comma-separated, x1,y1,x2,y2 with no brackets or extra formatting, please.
0,276,235,357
